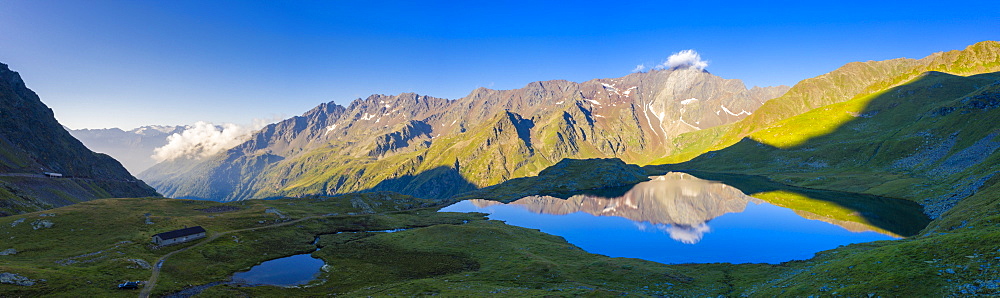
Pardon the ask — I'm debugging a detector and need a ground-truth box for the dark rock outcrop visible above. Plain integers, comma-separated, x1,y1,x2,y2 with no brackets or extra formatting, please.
0,63,159,215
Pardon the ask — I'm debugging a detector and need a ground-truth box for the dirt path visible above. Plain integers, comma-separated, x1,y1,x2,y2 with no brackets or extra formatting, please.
138,215,327,298
0,173,45,178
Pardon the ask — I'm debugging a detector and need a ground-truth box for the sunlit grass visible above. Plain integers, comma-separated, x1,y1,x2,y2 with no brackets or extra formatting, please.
751,190,897,236
749,90,881,149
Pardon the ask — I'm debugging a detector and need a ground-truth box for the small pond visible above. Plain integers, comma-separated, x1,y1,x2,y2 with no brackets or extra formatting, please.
440,172,929,264
231,253,325,286
227,229,408,287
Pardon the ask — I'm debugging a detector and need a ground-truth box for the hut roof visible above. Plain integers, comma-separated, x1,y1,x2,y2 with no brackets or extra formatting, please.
153,226,206,240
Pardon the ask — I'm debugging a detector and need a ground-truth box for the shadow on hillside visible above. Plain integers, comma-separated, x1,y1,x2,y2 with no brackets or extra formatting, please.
677,170,929,236
542,184,635,200
362,166,478,200
644,71,1000,234
172,166,479,203
174,195,226,202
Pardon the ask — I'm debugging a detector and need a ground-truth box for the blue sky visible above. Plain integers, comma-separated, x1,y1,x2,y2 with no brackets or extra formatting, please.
1,0,997,129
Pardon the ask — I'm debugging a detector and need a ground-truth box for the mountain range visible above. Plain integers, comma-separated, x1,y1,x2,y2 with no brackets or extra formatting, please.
139,67,788,201
141,41,1000,205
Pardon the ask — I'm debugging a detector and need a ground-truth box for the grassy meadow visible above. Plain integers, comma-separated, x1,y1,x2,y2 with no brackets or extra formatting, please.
1,179,997,297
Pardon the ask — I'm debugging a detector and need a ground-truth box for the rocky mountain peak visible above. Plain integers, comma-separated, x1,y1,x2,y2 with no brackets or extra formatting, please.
141,66,790,201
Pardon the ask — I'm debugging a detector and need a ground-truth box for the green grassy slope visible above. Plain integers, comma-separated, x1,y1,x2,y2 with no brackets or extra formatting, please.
655,40,1000,164
0,194,744,297
1,186,994,296
634,46,1000,296
656,71,1000,216
0,193,464,296
722,180,1000,296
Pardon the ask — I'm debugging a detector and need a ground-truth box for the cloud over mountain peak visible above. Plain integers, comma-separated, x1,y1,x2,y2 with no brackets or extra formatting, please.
660,49,709,71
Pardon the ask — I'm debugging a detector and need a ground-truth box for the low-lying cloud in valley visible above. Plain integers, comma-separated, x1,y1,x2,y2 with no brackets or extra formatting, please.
152,121,265,162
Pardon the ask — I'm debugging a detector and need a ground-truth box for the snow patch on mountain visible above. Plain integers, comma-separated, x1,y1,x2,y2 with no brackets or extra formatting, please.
601,83,621,96
623,86,636,97
679,118,701,130
720,105,751,116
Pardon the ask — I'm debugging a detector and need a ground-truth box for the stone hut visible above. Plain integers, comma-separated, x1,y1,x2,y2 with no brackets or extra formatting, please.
151,226,206,246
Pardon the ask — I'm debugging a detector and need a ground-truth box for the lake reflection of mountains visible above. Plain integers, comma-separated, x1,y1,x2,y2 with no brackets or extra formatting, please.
471,172,762,244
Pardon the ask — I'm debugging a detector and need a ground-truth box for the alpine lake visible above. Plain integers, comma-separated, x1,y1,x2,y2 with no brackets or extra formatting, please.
233,171,930,287
441,171,930,265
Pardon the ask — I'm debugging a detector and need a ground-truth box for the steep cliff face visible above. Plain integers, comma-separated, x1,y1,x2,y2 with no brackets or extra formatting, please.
142,68,787,201
0,63,160,215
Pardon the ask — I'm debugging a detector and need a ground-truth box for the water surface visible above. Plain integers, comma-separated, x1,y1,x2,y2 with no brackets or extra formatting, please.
227,229,409,287
231,253,325,286
440,172,928,264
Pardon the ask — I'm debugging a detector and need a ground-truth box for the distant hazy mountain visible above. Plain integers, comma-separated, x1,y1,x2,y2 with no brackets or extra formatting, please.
69,125,186,174
0,62,160,216
141,68,789,201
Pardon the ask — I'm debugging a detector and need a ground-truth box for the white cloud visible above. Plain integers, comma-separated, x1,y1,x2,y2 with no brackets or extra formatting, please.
632,64,646,73
634,222,712,244
658,49,709,71
151,121,268,162
667,223,711,244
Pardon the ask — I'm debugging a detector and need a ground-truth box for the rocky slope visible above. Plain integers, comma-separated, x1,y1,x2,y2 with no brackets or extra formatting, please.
658,40,1000,163
69,125,185,174
645,41,1000,223
0,63,160,216
141,69,788,201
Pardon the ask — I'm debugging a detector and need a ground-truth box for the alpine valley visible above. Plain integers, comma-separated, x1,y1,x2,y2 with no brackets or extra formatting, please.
68,125,187,174
0,41,999,297
139,64,789,201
